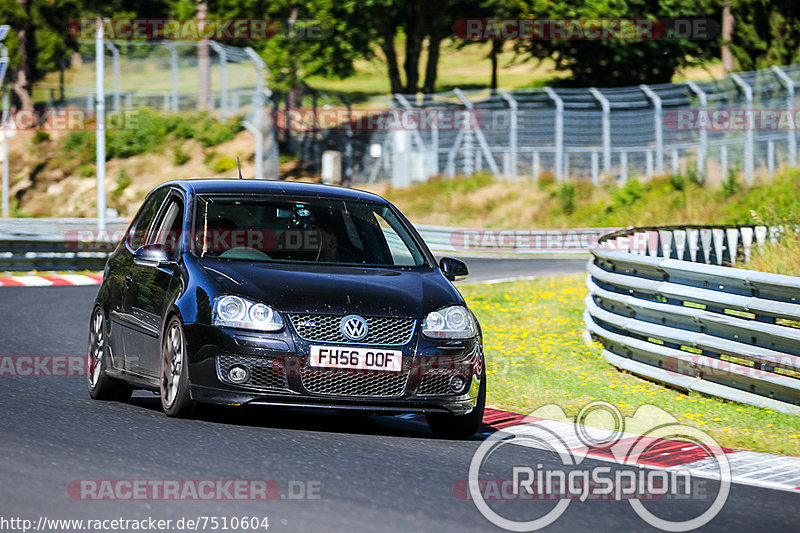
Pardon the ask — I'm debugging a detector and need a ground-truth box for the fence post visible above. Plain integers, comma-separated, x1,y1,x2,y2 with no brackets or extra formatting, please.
498,89,518,180
532,150,540,180
640,84,664,175
767,140,775,175
589,87,611,175
620,151,628,182
730,73,754,182
209,41,228,120
105,41,120,112
591,150,599,185
95,18,106,231
1,87,8,218
454,89,501,179
543,87,564,181
720,145,728,179
685,81,707,179
672,148,679,174
771,65,796,168
244,47,266,179
163,43,179,112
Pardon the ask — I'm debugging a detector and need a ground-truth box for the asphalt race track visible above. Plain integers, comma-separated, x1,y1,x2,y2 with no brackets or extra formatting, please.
0,259,797,532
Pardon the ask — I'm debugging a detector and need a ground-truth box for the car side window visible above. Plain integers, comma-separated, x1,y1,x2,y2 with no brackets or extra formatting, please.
150,196,184,257
128,188,169,249
374,212,416,266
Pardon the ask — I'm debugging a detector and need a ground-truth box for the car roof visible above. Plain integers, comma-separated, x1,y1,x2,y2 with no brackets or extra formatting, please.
160,178,388,203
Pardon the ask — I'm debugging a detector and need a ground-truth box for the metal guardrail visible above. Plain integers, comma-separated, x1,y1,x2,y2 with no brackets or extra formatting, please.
0,219,614,271
0,218,128,271
585,224,800,414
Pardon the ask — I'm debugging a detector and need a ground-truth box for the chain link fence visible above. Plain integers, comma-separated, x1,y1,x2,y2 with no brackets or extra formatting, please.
32,40,279,178
292,63,800,187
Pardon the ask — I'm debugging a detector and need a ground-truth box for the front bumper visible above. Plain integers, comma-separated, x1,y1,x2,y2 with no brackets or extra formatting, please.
183,323,484,416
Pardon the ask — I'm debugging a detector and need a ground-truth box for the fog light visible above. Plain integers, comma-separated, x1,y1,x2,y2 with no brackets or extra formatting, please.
228,365,249,383
450,375,466,393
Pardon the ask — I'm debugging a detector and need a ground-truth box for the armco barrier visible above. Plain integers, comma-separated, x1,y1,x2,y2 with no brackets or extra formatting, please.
0,219,616,271
585,224,800,414
0,218,129,271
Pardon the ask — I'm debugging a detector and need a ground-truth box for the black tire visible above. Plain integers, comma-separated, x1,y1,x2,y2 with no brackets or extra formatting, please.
160,316,195,417
87,307,133,402
426,374,486,439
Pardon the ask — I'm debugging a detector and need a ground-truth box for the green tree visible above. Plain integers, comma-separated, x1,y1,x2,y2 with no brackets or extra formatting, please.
727,0,800,70
515,0,721,87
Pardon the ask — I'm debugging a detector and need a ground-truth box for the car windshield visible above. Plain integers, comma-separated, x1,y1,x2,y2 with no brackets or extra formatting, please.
193,194,427,268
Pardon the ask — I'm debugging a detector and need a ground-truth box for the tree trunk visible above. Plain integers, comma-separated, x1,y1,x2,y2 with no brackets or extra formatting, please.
721,1,735,73
490,40,503,91
197,0,210,110
402,3,426,94
14,0,35,110
379,16,402,94
287,6,303,111
422,0,449,94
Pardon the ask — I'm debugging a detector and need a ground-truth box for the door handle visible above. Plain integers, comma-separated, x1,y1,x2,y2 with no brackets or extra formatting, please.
125,275,133,288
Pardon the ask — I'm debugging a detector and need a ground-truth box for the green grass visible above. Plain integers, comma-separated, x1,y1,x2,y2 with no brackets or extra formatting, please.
374,169,800,230
460,275,800,456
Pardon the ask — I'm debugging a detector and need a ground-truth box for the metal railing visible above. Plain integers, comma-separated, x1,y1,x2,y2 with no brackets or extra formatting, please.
0,219,617,271
299,63,800,187
585,225,800,414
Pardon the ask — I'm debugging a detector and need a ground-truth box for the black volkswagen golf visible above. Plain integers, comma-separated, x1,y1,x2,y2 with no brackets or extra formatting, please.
89,179,486,438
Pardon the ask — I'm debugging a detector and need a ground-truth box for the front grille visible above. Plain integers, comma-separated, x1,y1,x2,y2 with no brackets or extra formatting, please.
216,354,287,391
301,368,408,397
288,314,416,345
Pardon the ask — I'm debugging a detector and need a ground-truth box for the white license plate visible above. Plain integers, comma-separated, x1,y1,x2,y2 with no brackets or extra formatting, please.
309,346,402,372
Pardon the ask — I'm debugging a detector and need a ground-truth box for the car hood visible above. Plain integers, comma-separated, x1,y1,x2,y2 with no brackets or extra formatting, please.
196,258,463,317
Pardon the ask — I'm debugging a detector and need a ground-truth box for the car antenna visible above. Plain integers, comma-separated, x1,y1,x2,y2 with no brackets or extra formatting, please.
236,156,243,179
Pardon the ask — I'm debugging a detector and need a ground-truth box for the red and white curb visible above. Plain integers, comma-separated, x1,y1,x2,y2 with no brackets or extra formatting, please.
486,408,800,494
0,274,102,287
404,408,800,494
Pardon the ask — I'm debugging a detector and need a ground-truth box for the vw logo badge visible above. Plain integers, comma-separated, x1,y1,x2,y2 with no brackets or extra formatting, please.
341,315,368,341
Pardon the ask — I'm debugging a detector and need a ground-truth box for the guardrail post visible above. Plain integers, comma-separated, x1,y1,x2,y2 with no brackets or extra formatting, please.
754,225,767,247
589,87,611,176
498,89,518,179
673,229,687,260
640,84,664,175
711,228,724,264
771,65,796,168
726,228,740,265
730,73,754,182
685,81,707,179
687,228,700,262
105,41,120,112
658,230,673,258
454,89,501,180
544,87,564,181
741,226,754,262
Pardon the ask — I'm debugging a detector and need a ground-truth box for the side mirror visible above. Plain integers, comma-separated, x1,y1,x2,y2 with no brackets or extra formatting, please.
439,257,469,282
133,243,174,267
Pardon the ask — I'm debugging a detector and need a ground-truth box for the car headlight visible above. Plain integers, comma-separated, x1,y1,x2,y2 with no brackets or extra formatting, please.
212,295,284,332
422,305,476,339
